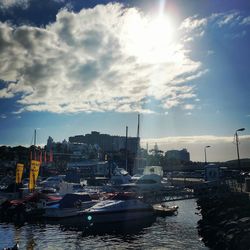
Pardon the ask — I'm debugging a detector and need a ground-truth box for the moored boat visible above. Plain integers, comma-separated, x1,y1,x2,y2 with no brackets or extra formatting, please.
153,203,178,216
44,193,97,219
0,192,61,221
81,193,154,224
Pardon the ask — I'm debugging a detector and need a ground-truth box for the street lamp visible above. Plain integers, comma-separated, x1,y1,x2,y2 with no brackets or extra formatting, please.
235,128,245,171
204,146,211,165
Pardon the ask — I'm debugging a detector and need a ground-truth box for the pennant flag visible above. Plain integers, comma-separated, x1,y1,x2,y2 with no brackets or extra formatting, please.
29,160,40,191
15,163,24,184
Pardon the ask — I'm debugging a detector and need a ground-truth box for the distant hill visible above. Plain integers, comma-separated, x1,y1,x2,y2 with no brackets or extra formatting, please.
222,158,250,170
225,158,250,164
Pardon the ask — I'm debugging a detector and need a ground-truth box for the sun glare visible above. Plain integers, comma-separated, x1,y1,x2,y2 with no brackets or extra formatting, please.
122,11,177,64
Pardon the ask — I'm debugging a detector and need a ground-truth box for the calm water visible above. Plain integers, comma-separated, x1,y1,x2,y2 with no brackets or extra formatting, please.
0,199,207,249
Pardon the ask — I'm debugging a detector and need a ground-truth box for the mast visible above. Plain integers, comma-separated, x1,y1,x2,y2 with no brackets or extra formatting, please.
34,129,36,146
135,114,141,174
34,129,37,161
125,126,128,172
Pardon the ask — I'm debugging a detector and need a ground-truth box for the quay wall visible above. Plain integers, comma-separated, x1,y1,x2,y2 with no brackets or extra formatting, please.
197,187,250,249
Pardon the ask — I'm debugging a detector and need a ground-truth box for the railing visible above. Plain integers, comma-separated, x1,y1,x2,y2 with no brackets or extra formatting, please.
141,188,195,204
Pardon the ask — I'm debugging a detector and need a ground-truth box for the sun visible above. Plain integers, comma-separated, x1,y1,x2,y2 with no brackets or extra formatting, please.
146,14,176,63
121,10,177,64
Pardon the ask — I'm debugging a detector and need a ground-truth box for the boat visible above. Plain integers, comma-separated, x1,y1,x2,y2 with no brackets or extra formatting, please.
109,168,132,185
153,203,178,216
81,193,154,224
0,191,61,221
131,174,142,181
0,182,24,203
122,166,167,191
121,173,166,192
44,193,97,219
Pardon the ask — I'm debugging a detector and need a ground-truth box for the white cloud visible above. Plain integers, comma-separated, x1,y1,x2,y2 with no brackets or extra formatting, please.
0,3,205,114
207,50,214,56
180,15,207,41
216,12,240,27
181,11,250,43
241,16,250,25
228,30,247,39
141,135,250,161
142,135,250,145
0,0,65,9
0,114,7,118
183,104,194,110
180,16,207,31
0,0,30,9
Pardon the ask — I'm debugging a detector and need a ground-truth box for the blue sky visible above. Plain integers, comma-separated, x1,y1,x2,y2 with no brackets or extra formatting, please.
0,0,250,161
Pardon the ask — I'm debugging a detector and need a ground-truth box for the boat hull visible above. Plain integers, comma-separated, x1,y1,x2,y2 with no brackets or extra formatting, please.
45,207,82,218
153,204,178,216
83,208,154,224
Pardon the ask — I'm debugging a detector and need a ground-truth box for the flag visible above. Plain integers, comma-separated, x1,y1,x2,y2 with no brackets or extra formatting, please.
29,160,40,191
15,163,24,184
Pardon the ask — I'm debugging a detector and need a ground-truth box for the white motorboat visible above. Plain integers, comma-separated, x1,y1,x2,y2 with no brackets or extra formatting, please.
44,193,97,219
81,193,154,224
121,173,166,192
121,166,173,193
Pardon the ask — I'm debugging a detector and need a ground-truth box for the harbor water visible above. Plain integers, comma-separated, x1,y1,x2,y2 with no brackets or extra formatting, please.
0,199,207,249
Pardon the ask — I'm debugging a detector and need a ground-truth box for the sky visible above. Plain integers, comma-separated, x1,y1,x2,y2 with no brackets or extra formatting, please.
0,0,250,162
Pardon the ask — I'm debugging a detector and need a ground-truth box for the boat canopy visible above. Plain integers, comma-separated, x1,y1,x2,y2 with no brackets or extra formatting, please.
59,193,91,208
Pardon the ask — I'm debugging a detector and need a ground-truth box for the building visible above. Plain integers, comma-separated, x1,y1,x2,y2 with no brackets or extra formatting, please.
69,131,139,154
165,148,190,162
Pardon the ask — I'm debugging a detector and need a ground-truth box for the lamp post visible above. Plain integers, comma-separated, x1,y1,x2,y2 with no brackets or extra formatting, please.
235,128,245,171
204,146,211,165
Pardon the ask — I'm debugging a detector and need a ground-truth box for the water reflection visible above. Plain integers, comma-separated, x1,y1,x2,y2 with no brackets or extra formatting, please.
0,200,207,250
